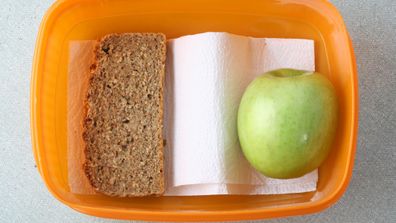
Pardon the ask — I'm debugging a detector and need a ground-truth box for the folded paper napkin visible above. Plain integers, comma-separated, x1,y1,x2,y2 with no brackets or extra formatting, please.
163,32,317,196
67,32,317,196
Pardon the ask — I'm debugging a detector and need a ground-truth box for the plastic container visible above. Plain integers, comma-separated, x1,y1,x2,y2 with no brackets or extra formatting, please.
30,0,358,221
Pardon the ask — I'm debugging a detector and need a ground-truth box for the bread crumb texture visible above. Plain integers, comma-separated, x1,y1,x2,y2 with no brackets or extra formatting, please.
83,33,166,197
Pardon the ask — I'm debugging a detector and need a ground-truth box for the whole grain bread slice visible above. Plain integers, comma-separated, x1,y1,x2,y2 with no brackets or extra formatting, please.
83,33,166,197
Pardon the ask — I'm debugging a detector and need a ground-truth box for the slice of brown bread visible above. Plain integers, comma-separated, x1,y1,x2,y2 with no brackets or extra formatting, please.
83,33,166,197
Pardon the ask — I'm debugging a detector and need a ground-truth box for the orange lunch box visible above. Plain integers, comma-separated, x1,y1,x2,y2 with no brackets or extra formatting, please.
31,0,358,221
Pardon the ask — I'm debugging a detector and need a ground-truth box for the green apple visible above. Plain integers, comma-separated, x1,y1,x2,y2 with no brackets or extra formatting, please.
237,69,338,179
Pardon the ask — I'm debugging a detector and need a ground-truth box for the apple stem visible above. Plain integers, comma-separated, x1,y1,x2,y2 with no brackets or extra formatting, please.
270,69,311,77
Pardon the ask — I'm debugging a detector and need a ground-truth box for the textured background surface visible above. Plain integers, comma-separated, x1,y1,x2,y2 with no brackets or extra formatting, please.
0,0,395,222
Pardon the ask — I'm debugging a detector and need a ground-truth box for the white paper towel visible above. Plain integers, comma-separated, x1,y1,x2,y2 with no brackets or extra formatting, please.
164,32,317,196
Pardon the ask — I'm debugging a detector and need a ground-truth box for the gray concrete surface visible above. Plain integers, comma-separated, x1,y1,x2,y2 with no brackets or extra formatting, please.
0,0,395,222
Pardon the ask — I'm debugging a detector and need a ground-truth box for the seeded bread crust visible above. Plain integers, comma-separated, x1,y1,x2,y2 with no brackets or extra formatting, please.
83,33,166,197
